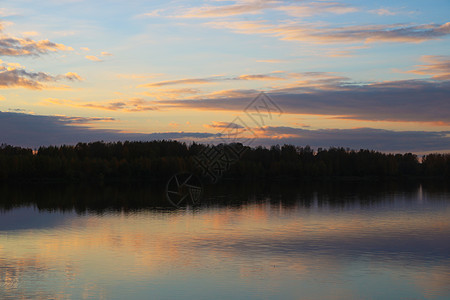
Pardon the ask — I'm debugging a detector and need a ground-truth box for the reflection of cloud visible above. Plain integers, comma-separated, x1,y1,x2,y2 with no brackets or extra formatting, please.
414,265,450,298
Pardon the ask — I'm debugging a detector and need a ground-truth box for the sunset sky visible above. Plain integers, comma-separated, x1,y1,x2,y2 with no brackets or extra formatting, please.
0,0,449,152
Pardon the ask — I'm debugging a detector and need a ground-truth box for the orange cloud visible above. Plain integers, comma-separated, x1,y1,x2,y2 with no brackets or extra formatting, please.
0,24,73,56
236,74,285,81
85,55,102,62
207,20,450,44
171,0,273,18
0,67,81,90
277,2,358,17
45,97,157,112
141,78,217,87
407,55,450,80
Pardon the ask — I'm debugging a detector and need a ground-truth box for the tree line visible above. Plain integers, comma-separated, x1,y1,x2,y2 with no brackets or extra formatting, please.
0,141,449,182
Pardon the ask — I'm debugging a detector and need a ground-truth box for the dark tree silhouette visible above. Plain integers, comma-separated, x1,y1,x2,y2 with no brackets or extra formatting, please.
0,141,449,182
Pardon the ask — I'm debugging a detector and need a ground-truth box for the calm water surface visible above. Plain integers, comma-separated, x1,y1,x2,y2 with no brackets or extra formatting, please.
0,181,449,299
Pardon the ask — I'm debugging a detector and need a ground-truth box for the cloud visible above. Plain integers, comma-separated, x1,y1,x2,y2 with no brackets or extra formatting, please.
56,116,116,124
249,126,450,153
100,51,113,56
0,24,73,56
204,121,245,129
141,72,292,88
407,56,450,80
235,74,285,81
370,8,398,16
170,0,274,18
143,88,200,100
256,59,286,63
1,111,449,152
0,66,82,89
161,1,357,19
196,89,259,99
62,72,83,81
277,2,358,17
85,55,102,62
207,20,450,44
45,98,157,112
0,8,18,17
159,79,450,124
0,111,218,148
141,77,218,87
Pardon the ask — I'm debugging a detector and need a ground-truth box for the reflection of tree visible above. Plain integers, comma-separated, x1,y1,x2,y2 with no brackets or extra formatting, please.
0,142,449,183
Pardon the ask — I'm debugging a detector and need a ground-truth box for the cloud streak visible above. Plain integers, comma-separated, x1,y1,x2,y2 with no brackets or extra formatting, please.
45,98,157,112
160,79,450,124
407,55,450,80
207,21,450,44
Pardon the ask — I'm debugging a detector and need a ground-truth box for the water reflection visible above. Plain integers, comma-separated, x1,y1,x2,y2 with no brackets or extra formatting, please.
0,181,449,299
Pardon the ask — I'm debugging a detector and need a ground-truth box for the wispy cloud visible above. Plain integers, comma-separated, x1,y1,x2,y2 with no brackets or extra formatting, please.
159,79,450,124
141,72,292,88
277,2,358,17
85,55,102,62
407,55,450,80
166,0,274,18
204,121,244,129
45,98,157,112
207,20,450,44
256,59,286,63
141,77,217,87
235,74,285,81
154,1,357,19
370,8,398,16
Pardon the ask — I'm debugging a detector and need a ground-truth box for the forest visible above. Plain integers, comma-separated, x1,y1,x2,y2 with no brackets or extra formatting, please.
0,141,449,182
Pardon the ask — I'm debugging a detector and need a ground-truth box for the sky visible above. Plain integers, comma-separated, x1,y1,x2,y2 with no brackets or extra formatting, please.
0,0,449,153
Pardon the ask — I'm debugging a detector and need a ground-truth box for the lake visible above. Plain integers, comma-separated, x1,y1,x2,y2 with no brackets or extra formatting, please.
1,180,449,299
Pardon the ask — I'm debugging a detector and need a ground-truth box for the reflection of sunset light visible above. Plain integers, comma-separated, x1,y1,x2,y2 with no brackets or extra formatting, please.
1,196,449,298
